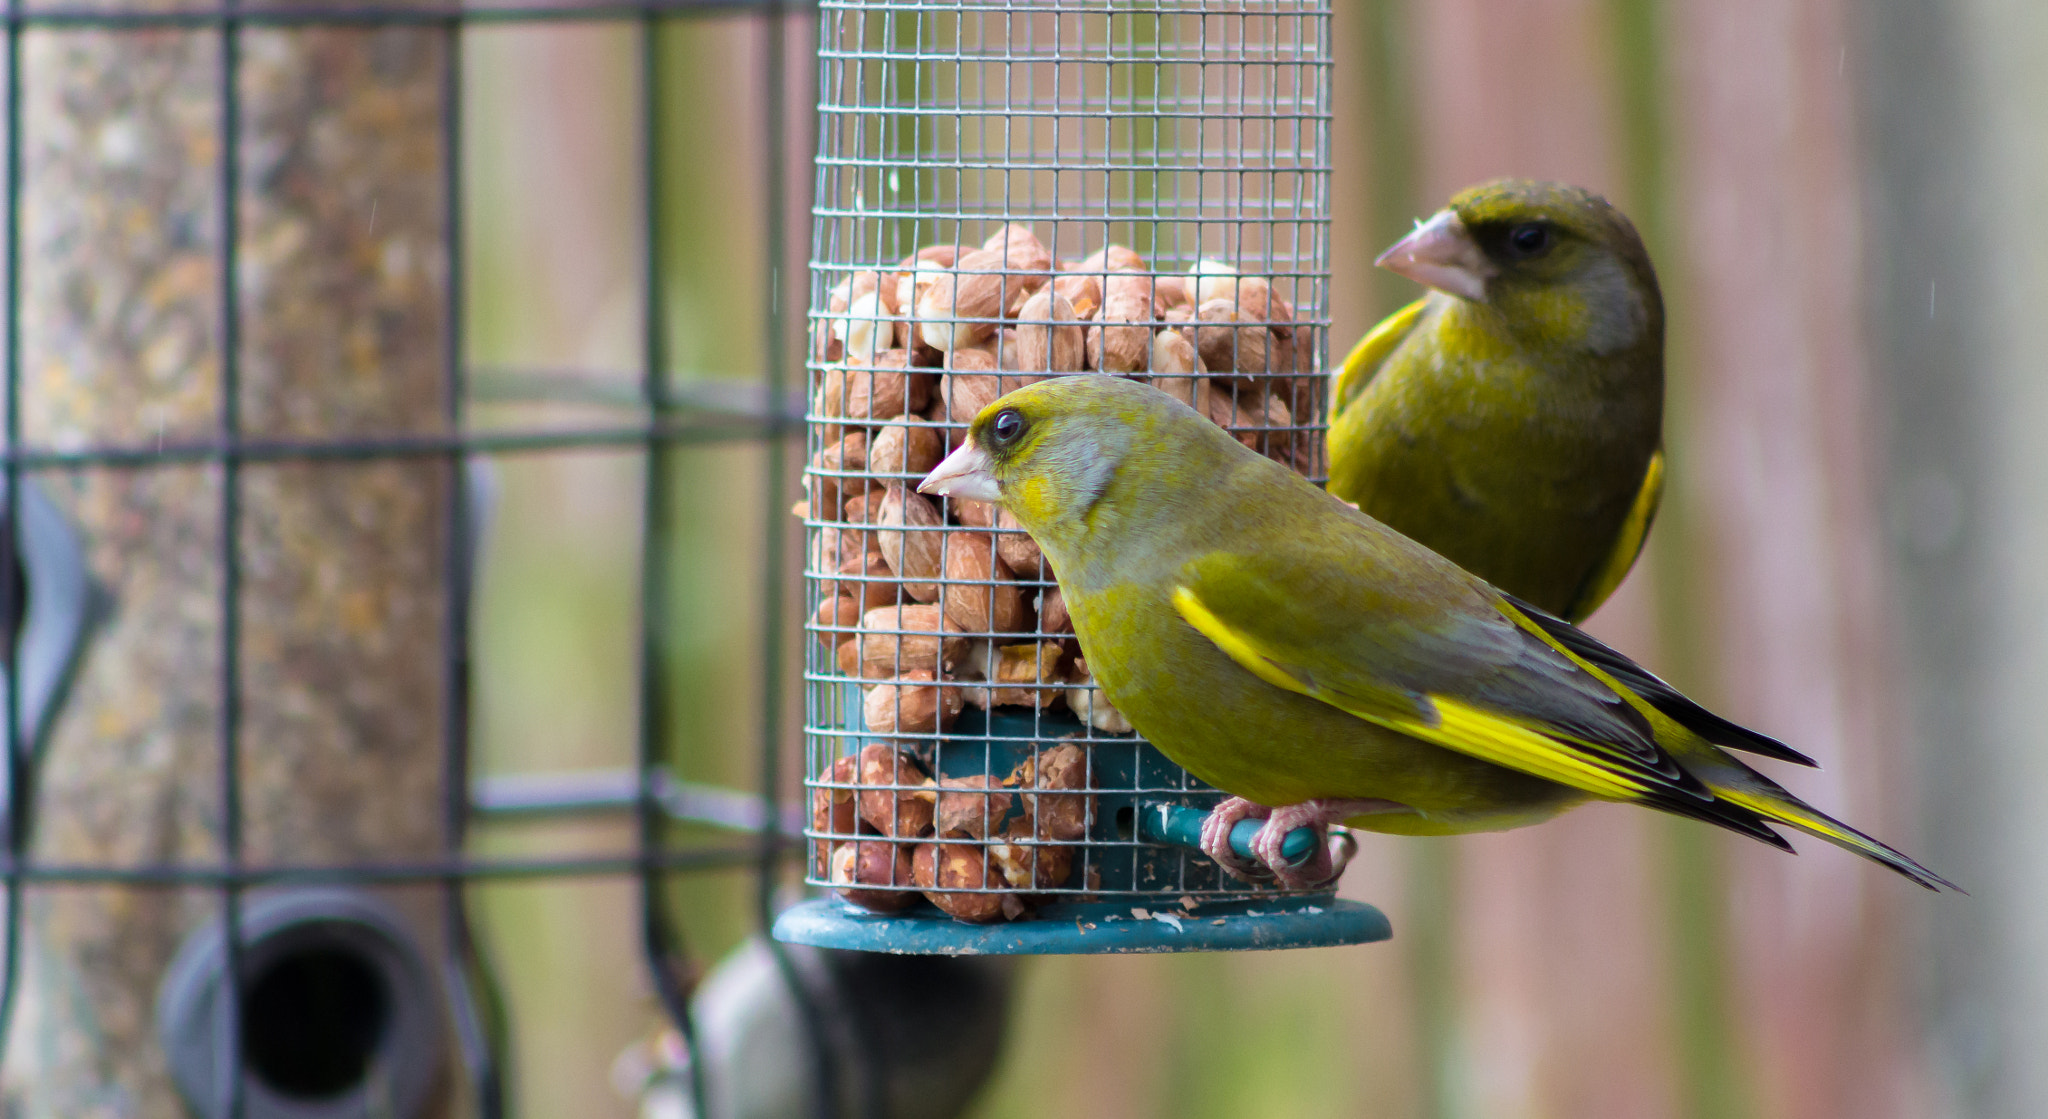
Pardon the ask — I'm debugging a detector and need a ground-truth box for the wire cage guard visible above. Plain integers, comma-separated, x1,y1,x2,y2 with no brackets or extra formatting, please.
781,0,1390,953
0,1,806,1117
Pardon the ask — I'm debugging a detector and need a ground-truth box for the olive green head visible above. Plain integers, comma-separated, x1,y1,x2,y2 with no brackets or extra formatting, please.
917,375,1238,555
1381,178,1663,356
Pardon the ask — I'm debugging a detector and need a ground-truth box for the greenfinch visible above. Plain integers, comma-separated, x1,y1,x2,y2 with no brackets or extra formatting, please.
919,376,1951,892
1329,180,1664,622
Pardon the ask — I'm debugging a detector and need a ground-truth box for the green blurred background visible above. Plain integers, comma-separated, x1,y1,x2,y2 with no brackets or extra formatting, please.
457,2,2046,1117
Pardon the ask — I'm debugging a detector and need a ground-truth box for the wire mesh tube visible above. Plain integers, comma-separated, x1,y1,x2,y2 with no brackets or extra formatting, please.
799,0,1336,928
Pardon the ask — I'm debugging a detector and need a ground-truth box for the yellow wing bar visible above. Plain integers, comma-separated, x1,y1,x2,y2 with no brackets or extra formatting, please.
1173,584,1654,803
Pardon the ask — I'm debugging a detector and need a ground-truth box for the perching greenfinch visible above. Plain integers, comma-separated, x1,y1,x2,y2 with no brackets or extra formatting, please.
919,376,1952,892
1328,180,1664,622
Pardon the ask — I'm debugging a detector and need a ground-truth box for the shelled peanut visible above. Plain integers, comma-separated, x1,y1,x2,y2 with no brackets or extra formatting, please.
807,227,1317,728
814,742,1095,924
814,745,932,910
914,743,1095,923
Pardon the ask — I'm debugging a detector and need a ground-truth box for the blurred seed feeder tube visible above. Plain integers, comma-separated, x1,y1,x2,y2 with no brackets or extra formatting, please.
156,889,447,1119
782,0,1391,955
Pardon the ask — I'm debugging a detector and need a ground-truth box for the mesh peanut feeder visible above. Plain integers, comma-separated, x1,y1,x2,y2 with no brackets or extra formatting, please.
775,0,1390,954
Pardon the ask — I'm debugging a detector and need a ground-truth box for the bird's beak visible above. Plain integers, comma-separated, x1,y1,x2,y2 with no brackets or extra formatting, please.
1376,209,1496,302
918,441,1002,503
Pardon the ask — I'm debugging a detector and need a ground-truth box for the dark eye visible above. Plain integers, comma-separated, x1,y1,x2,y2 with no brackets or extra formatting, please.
990,408,1025,446
1506,223,1552,258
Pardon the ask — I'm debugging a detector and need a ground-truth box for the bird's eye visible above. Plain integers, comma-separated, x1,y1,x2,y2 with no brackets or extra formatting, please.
1507,223,1552,258
990,408,1026,447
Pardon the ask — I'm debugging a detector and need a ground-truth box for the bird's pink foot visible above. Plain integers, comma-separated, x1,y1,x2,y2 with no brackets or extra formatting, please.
1198,797,1271,883
1252,798,1402,890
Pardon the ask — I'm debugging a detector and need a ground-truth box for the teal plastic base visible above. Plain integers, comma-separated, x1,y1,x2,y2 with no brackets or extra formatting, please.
773,895,1391,955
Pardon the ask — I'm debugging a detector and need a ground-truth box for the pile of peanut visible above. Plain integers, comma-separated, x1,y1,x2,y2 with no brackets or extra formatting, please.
803,224,1318,740
814,742,1094,923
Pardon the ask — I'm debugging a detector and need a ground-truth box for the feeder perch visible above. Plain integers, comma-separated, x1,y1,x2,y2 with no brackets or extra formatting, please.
784,0,1388,956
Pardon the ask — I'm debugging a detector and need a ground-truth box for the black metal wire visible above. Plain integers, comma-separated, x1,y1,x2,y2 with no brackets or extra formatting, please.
214,1,247,1112
3,0,815,29
633,15,714,1119
753,7,853,1119
0,416,788,471
0,0,26,1063
0,846,788,885
438,20,512,1118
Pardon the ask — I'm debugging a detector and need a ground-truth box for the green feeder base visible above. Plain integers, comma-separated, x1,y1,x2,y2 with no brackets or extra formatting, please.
773,895,1391,956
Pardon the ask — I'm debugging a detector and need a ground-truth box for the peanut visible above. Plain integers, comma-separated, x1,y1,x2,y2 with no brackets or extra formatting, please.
959,641,1064,710
1087,289,1155,374
989,821,1075,891
916,248,1008,352
825,551,897,613
874,483,945,601
819,352,929,421
1189,299,1272,379
811,754,862,876
1015,742,1093,842
951,498,999,530
863,669,963,735
994,508,1043,577
834,290,895,365
980,223,1052,316
1078,244,1147,274
1052,272,1102,320
854,742,936,837
813,595,863,647
913,841,1009,923
845,602,964,679
831,840,919,912
1152,274,1193,313
868,421,943,480
940,532,1028,634
1038,587,1073,635
807,431,871,513
809,522,872,574
1014,289,1085,375
933,774,1017,839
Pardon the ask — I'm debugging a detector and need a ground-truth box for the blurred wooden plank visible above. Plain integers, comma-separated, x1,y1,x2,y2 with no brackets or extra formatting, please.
1662,1,1934,1116
1401,2,1687,1118
1860,0,2048,1114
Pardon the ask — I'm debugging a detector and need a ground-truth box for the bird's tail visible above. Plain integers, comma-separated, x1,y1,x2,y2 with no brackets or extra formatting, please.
1712,785,1960,893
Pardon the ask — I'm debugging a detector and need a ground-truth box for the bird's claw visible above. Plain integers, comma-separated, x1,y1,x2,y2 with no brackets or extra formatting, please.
1251,814,1335,890
1254,799,1397,890
1198,797,1271,883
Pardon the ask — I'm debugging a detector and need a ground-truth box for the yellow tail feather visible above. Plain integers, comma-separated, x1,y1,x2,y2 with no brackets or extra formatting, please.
1715,787,1959,892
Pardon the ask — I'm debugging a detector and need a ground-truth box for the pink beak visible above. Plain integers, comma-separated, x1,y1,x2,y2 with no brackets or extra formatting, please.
917,442,1002,503
1375,209,1496,303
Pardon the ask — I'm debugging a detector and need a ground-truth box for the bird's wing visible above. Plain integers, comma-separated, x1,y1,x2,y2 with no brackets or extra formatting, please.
1503,592,1817,767
1170,545,1791,843
1330,297,1428,416
1561,448,1665,622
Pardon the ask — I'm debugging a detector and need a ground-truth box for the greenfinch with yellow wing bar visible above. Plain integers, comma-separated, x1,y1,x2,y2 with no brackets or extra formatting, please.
1329,180,1664,622
921,376,1951,893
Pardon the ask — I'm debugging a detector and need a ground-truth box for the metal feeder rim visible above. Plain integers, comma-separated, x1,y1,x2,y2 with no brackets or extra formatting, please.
771,895,1390,956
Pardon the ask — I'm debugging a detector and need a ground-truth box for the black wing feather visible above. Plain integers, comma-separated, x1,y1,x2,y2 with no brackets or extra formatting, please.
1503,594,1819,768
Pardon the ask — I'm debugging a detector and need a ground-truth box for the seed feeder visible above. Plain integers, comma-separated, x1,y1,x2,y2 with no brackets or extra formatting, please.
776,0,1391,955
